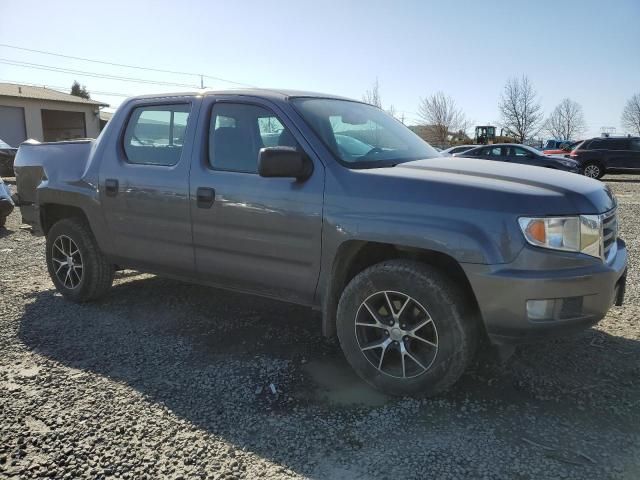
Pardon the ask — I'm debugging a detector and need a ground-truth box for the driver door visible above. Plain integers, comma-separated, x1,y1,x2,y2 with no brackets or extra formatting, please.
189,97,325,304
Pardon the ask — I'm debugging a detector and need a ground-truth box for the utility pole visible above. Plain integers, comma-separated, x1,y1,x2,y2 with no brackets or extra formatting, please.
200,75,204,89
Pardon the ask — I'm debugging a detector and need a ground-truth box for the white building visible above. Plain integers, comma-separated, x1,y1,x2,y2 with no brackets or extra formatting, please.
0,83,108,147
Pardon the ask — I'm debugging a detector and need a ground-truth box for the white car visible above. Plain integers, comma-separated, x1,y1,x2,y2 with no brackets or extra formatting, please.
440,145,476,156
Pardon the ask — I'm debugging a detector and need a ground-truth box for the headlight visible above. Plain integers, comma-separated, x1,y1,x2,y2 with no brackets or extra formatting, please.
518,215,602,258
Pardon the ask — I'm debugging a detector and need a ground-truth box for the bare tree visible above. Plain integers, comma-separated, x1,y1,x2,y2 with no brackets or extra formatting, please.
362,78,382,108
621,93,640,135
498,75,543,143
544,98,586,140
417,92,468,145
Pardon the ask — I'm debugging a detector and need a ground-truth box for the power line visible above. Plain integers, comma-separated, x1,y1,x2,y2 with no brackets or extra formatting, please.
0,43,255,87
0,78,132,98
0,58,201,89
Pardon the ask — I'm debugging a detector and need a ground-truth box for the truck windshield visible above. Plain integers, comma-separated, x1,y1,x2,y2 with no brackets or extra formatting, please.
291,98,439,168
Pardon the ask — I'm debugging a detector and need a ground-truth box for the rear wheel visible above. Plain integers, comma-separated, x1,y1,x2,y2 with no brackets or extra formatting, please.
336,260,478,396
583,162,603,179
46,218,114,302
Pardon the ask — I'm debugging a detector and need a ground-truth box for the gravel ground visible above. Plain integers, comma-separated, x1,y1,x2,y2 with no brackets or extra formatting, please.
1,175,639,480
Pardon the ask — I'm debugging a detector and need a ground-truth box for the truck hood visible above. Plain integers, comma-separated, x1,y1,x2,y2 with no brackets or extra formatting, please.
368,157,616,215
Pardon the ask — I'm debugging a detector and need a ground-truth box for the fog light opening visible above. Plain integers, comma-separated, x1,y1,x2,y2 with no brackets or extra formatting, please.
526,299,557,321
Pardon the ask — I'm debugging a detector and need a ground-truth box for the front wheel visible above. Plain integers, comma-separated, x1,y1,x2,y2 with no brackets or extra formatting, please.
336,260,478,396
46,218,114,302
583,163,604,179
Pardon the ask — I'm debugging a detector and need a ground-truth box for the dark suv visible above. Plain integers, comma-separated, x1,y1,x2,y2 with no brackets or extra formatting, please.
570,136,640,179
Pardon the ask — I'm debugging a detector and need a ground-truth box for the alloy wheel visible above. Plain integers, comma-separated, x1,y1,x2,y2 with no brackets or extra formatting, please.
355,290,438,378
51,235,84,289
584,164,601,178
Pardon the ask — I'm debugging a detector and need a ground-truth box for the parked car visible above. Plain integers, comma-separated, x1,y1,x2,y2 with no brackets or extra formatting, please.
568,136,640,179
0,138,18,177
440,145,476,156
543,140,581,156
14,89,626,396
455,143,581,172
544,139,570,150
0,177,14,227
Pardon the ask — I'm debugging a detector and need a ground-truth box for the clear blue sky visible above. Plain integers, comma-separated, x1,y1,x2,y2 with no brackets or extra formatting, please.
0,0,638,137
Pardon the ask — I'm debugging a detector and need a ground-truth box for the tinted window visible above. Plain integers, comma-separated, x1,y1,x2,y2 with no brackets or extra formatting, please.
510,146,530,156
608,139,630,150
484,146,503,156
123,104,191,165
631,139,640,151
588,139,604,149
209,103,297,173
465,148,482,156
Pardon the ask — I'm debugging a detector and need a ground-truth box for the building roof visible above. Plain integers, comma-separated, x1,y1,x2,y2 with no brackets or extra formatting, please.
0,83,108,107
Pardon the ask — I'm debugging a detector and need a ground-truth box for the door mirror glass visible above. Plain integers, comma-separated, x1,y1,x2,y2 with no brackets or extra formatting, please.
258,147,313,180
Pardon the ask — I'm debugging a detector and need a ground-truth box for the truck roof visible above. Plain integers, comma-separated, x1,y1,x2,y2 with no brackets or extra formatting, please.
130,88,354,102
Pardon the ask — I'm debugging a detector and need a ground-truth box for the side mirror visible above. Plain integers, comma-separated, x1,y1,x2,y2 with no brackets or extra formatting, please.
258,147,313,180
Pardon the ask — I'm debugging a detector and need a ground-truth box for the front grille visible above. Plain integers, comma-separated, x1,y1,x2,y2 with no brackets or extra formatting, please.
602,209,618,262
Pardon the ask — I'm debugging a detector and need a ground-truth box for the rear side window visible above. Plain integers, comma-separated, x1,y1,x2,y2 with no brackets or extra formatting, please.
608,139,630,150
509,147,529,156
123,104,191,165
208,103,298,173
483,146,502,156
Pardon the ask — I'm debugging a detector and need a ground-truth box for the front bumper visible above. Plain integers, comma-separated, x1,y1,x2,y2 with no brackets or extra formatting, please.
462,239,627,344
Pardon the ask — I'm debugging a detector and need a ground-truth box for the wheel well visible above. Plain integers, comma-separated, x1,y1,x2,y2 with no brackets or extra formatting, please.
585,159,604,169
322,241,482,337
40,204,89,235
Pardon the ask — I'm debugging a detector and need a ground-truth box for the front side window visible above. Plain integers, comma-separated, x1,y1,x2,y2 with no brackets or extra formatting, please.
292,98,439,168
631,139,640,151
208,103,298,173
123,104,191,165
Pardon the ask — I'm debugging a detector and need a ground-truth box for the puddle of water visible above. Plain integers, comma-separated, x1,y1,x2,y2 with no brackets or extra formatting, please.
302,356,391,407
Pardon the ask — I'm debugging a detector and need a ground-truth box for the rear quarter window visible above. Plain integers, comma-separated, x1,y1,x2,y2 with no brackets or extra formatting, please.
123,104,191,166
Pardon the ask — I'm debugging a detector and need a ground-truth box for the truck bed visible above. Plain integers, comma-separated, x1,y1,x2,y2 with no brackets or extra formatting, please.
14,140,95,230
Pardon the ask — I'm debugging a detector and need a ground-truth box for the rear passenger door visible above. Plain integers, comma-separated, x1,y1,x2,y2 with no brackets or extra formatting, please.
99,99,198,276
629,139,640,170
607,139,635,170
189,97,325,304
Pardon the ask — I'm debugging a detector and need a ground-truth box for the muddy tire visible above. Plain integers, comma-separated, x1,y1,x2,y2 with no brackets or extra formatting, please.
336,260,478,397
46,218,114,302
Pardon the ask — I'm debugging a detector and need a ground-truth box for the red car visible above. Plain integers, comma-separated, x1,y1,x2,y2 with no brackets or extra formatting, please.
543,140,581,156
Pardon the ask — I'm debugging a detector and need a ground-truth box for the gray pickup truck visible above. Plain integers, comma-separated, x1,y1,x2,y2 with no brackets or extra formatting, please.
14,89,627,396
